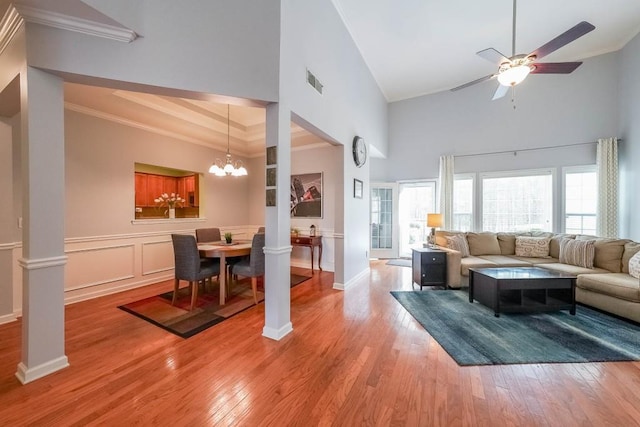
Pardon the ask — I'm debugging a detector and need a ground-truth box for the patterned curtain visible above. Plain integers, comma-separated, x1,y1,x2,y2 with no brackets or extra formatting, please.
596,138,618,238
438,155,455,230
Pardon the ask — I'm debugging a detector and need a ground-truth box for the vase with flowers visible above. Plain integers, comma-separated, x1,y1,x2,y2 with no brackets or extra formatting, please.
154,193,185,219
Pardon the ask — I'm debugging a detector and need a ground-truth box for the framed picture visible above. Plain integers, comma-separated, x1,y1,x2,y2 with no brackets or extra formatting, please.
291,172,322,218
266,189,276,206
266,167,276,187
266,146,277,166
354,178,363,199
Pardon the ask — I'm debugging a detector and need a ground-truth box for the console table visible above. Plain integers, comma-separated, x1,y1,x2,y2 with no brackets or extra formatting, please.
291,236,322,274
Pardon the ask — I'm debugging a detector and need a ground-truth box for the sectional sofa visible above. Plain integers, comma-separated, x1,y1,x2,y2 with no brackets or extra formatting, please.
432,231,640,323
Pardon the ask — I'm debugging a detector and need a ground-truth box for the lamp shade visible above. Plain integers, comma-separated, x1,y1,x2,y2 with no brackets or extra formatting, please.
427,213,443,228
497,65,531,87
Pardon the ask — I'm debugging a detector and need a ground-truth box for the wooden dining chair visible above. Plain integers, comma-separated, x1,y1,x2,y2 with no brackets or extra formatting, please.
171,234,220,310
230,232,265,304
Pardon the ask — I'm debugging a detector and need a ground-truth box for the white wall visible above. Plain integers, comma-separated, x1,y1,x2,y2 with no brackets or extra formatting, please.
280,0,387,283
25,0,280,103
374,52,620,182
618,32,640,241
0,119,14,320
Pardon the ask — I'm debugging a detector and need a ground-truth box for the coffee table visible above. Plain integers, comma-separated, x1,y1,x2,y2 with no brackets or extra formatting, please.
469,267,576,317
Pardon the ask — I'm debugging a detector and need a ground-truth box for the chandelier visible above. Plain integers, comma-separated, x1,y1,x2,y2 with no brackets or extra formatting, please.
209,104,248,177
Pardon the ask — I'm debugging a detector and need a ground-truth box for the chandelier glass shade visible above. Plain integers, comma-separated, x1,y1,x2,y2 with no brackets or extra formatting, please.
209,104,248,177
497,64,531,87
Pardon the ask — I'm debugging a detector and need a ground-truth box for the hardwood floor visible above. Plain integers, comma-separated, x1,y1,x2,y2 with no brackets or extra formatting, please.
1,261,639,426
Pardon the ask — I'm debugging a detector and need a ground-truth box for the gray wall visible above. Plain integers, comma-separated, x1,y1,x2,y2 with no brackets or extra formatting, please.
618,32,640,241
374,51,620,183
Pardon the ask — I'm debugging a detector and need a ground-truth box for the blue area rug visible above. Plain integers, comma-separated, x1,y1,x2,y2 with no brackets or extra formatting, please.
391,290,640,366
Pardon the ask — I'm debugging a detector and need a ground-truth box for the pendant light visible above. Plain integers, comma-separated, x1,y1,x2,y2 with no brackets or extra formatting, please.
208,104,248,177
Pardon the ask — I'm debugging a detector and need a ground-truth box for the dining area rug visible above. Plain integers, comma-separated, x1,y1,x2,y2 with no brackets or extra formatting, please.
119,273,311,338
391,290,640,366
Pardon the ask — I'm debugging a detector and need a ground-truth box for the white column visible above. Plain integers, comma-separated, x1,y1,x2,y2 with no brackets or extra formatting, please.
262,102,293,340
16,67,68,384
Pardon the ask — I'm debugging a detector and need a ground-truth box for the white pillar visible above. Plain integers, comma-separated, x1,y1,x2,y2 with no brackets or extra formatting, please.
16,67,68,384
262,102,293,340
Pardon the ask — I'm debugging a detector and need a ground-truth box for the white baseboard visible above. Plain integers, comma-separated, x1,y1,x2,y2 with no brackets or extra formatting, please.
15,356,69,384
262,322,293,340
333,267,370,290
0,312,17,325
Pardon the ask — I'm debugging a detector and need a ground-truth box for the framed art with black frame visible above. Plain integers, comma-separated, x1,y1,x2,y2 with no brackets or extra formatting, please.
354,178,363,199
291,172,323,218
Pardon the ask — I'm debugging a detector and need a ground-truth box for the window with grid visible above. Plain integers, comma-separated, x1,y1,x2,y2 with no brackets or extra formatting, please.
453,175,474,231
481,170,554,232
563,166,597,235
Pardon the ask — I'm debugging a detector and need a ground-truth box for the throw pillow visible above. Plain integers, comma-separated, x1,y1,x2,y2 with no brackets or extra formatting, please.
466,232,501,256
629,251,640,279
515,236,551,258
559,238,595,269
445,234,470,258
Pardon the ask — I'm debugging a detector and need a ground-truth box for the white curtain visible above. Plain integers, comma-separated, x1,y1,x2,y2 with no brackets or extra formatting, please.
438,155,455,230
596,138,618,238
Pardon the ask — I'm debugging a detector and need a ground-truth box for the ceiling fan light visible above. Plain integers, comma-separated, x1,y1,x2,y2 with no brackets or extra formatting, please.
497,65,531,87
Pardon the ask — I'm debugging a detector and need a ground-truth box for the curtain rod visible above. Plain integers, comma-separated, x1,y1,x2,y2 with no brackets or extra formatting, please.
454,139,623,159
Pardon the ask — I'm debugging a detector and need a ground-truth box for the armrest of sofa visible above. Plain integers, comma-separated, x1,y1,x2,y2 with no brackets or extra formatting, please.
437,246,462,288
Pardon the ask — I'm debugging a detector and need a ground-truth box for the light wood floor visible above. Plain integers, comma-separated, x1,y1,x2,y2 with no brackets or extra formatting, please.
1,261,639,426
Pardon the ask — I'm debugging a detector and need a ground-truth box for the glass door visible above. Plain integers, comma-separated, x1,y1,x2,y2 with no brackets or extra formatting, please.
370,183,398,259
398,181,436,257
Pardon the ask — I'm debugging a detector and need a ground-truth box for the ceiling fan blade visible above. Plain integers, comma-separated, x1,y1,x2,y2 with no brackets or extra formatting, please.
477,48,511,65
450,74,496,92
492,84,509,100
529,21,595,60
531,62,583,74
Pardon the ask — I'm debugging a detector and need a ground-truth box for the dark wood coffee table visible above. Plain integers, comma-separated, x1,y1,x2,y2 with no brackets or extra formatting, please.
469,267,576,317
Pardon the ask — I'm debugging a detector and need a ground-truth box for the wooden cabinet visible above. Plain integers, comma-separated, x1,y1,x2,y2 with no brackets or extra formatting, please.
412,248,447,289
146,174,164,206
134,173,148,207
135,172,199,208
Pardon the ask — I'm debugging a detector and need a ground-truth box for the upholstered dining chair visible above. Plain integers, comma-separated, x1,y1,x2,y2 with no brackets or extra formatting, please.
257,226,265,233
230,232,265,304
195,227,221,243
171,234,220,310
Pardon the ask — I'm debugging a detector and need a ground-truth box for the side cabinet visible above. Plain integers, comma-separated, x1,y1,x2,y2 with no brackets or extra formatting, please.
412,248,447,289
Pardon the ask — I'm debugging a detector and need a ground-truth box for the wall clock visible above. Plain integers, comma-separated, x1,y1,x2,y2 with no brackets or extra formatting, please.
352,136,367,167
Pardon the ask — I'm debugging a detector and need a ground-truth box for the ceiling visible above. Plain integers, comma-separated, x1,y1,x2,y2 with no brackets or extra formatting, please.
332,0,640,101
64,83,329,158
3,0,640,154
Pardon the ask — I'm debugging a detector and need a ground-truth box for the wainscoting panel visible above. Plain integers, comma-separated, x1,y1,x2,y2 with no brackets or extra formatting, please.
65,244,135,291
141,240,174,276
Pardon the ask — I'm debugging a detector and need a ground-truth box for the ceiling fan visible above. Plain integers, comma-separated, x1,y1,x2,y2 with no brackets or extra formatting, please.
451,0,595,100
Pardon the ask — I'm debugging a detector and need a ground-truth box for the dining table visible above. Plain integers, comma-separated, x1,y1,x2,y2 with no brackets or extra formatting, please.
198,240,252,305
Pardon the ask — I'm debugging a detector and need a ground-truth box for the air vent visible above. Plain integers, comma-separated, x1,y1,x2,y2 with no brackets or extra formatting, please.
306,69,323,95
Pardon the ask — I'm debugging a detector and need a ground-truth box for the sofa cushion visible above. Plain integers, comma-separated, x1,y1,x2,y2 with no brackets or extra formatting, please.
629,252,640,279
622,242,640,274
511,256,559,265
577,273,640,303
466,232,501,256
576,236,629,273
477,255,532,267
445,234,470,257
537,263,609,276
460,257,497,277
515,236,550,258
559,238,595,269
497,233,519,255
435,230,465,248
549,234,575,259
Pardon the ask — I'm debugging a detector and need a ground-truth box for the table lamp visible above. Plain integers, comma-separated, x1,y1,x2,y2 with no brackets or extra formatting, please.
426,213,443,247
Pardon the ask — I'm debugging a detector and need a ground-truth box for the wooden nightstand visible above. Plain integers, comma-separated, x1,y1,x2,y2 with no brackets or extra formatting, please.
412,247,447,289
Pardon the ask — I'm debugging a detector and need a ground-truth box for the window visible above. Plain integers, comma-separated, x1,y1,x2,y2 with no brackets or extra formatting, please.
453,175,474,231
371,187,393,250
134,163,200,219
398,181,436,256
563,166,596,234
481,169,554,232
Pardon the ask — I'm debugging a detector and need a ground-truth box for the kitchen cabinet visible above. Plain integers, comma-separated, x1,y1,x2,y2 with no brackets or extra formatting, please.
135,172,199,208
135,173,148,207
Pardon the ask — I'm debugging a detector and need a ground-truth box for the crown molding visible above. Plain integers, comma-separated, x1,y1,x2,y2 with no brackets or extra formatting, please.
13,3,137,43
0,6,24,56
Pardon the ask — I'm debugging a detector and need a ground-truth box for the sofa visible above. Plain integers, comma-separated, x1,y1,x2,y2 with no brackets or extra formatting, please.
431,231,640,323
